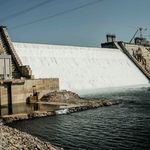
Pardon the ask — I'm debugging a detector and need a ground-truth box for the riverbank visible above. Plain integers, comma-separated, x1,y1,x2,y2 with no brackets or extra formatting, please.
0,90,121,150
2,111,55,123
1,90,121,123
0,125,63,150
1,99,120,123
0,101,120,150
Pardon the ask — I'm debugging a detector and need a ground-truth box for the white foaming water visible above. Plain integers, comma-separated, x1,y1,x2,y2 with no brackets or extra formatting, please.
13,42,149,93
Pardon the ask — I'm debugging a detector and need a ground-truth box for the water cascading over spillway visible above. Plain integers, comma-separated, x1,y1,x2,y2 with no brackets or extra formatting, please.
13,42,149,92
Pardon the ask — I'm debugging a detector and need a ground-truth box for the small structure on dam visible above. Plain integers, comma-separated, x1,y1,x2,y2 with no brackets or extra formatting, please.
0,26,149,111
0,54,12,80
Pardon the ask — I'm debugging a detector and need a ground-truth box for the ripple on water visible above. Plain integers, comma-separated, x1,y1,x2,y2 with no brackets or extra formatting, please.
8,89,150,150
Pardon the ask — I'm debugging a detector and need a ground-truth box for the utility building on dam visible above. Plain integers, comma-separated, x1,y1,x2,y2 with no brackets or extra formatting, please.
0,26,149,106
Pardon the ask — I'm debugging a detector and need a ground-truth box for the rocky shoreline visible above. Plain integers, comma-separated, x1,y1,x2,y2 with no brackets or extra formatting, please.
67,99,120,113
2,111,55,124
0,90,121,150
0,100,120,150
1,99,120,124
0,125,63,150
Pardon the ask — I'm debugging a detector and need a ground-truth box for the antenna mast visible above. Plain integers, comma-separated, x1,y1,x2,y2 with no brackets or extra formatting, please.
139,27,143,38
129,27,147,43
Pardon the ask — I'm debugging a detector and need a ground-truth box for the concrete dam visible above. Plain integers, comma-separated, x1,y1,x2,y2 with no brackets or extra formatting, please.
12,42,149,92
0,26,150,108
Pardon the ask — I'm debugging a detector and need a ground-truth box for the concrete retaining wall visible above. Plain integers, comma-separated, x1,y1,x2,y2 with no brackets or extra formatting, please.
0,78,59,105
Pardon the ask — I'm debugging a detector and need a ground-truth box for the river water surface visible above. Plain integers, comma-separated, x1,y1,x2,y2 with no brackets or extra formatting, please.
9,88,150,150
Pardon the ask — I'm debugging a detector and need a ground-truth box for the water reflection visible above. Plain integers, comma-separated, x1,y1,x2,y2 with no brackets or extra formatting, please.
0,103,59,116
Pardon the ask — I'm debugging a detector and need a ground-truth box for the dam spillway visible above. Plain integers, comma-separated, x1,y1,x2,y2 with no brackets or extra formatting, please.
12,42,149,92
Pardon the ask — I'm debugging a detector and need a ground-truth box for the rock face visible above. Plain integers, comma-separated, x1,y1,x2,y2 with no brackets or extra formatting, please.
40,90,80,103
40,90,121,108
0,125,63,150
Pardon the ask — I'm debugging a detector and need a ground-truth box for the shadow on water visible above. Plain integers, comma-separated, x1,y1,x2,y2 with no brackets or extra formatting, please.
0,103,35,116
0,103,58,116
8,87,150,150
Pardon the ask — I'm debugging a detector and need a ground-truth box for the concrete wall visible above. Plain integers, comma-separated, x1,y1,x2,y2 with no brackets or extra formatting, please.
0,85,8,106
0,78,59,106
13,42,149,92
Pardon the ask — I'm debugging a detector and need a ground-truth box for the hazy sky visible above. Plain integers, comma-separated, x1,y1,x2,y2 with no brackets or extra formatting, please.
0,0,150,47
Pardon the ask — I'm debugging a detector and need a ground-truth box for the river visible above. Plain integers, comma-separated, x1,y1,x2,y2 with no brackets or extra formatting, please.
9,87,150,150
